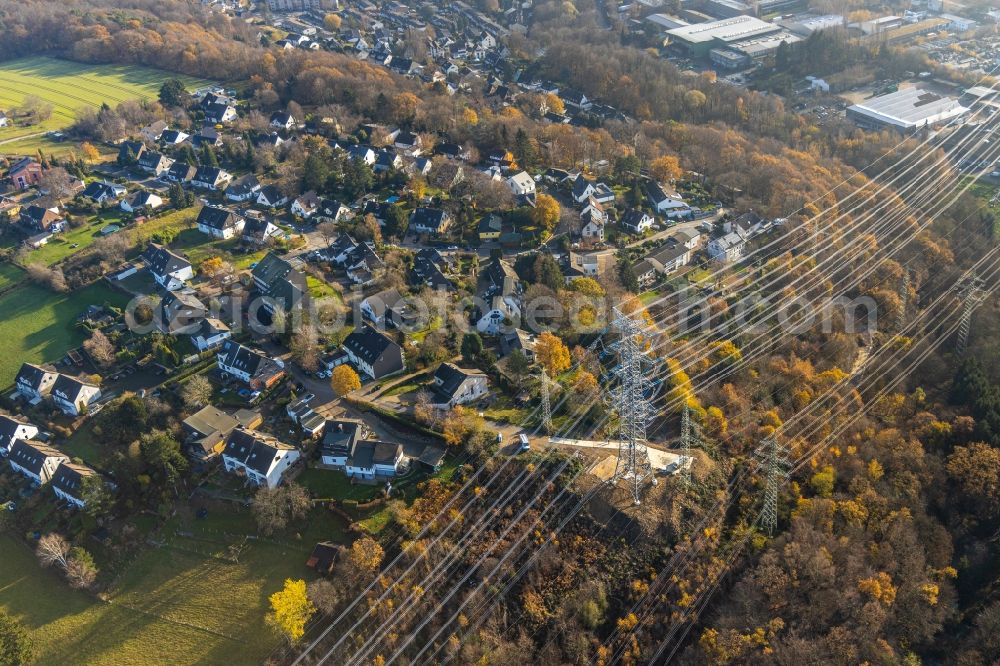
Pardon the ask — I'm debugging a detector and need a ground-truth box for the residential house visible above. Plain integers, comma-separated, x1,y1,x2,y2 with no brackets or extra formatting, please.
571,174,597,203
500,328,538,360
221,428,300,488
507,170,536,197
580,199,607,241
137,150,174,176
20,205,64,232
159,129,190,145
165,161,196,183
82,181,126,204
344,440,404,480
707,232,746,263
196,206,244,239
256,184,289,208
306,542,341,575
621,209,655,234
182,405,241,459
140,120,168,143
344,242,384,287
409,207,451,235
564,251,613,281
192,127,222,149
291,190,321,218
217,341,286,390
724,211,767,239
348,145,377,166
361,288,418,329
373,150,403,173
411,247,454,291
160,291,208,334
633,237,693,287
269,111,297,130
51,375,102,416
478,214,502,241
225,174,261,202
646,182,689,217
319,419,364,466
434,143,470,161
143,243,193,290
50,462,98,508
394,131,422,155
561,87,592,110
117,141,146,164
0,414,39,456
317,199,350,223
120,191,164,213
8,440,68,485
7,158,44,190
251,251,307,313
341,325,405,379
477,258,521,335
191,166,232,191
430,362,489,409
14,363,58,402
192,318,232,352
241,216,282,245
204,101,238,124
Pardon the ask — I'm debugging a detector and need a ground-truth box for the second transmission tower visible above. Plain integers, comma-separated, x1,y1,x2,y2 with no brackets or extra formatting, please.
610,307,656,505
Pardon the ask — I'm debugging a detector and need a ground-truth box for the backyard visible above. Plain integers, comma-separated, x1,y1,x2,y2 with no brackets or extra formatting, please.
0,57,212,155
0,281,130,386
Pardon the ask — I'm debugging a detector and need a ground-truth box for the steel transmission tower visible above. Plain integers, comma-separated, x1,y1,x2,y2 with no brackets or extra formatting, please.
680,404,694,487
754,437,790,535
610,308,656,505
957,276,986,356
539,369,553,434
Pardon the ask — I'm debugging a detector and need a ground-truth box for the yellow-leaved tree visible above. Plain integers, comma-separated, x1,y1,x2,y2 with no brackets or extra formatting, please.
535,331,571,378
349,536,384,574
268,579,315,642
331,365,361,396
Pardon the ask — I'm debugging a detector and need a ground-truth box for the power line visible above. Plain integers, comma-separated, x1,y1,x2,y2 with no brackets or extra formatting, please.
753,437,790,535
957,274,986,355
610,307,656,505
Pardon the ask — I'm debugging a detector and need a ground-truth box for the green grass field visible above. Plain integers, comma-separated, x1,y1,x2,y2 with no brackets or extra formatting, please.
0,57,212,155
0,498,346,665
0,262,26,290
0,282,130,386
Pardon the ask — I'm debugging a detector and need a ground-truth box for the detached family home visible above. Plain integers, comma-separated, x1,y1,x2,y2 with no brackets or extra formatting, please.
225,174,261,202
142,243,193,290
14,363,58,403
341,325,405,380
0,414,39,456
191,166,232,191
137,151,174,176
8,440,68,485
216,340,286,390
82,181,127,204
430,363,489,409
51,375,102,416
409,208,451,235
646,182,689,217
707,232,746,263
196,206,244,239
621,209,655,234
319,419,364,466
344,441,404,480
221,428,299,488
50,462,98,508
120,191,164,213
192,318,232,352
7,157,44,190
182,405,258,460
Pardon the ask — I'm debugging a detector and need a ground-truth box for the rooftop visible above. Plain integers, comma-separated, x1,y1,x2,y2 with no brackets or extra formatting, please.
666,15,779,45
848,87,969,129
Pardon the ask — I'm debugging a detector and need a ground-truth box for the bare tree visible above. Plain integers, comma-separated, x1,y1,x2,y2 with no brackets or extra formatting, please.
83,330,116,368
290,324,321,372
317,221,338,246
181,375,213,408
25,263,68,293
307,579,342,615
252,484,312,535
36,533,70,569
39,167,75,203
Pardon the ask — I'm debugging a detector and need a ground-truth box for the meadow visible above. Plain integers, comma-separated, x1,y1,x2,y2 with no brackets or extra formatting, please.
0,57,212,155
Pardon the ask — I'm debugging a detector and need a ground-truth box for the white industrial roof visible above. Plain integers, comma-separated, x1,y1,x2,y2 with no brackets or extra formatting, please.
849,87,969,129
666,15,779,44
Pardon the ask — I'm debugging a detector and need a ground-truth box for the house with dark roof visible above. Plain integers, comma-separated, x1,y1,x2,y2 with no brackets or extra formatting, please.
269,111,297,130
345,242,384,287
159,129,190,145
137,150,174,176
360,288,419,330
621,209,655,234
291,190,321,218
117,141,145,165
373,150,403,173
120,190,164,214
204,101,238,124
182,405,243,459
160,291,208,334
165,161,196,183
430,363,489,409
225,174,261,202
51,375,101,416
256,184,289,208
191,166,232,191
306,541,341,575
20,205,64,232
646,182,689,217
411,248,454,291
216,340,286,390
409,207,451,235
241,216,282,245
14,363,58,402
192,318,231,352
50,462,97,508
8,440,68,485
221,428,300,488
142,243,193,290
345,440,405,480
319,419,365,466
341,325,405,379
0,414,39,456
251,251,307,314
196,206,244,239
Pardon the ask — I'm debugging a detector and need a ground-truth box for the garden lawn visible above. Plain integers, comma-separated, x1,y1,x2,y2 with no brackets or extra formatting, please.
0,57,212,146
0,282,129,386
298,467,383,502
0,262,26,290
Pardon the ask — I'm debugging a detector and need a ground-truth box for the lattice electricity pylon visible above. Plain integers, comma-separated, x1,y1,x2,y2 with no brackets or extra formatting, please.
957,276,987,356
610,308,656,505
539,369,554,434
753,437,791,535
679,404,694,487
896,270,910,332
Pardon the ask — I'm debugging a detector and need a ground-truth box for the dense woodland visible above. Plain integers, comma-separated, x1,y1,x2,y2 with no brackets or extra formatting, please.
1,0,999,663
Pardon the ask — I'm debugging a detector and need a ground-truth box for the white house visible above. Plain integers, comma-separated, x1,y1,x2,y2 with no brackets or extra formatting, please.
269,111,297,130
707,232,746,263
341,325,405,379
344,440,404,480
191,166,232,191
319,419,364,466
120,191,164,213
196,206,244,239
0,415,39,456
51,375,102,416
14,363,58,403
477,293,520,335
221,428,300,488
142,243,193,290
621,209,655,234
50,462,97,508
192,318,232,351
430,363,489,409
291,191,321,219
8,440,68,485
256,185,289,209
507,171,536,197
647,182,690,217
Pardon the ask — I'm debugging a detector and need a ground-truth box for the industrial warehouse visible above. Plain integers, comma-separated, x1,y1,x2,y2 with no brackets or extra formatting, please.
846,87,969,132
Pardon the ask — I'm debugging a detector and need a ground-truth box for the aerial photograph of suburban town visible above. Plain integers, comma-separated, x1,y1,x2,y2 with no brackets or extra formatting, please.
0,0,999,663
